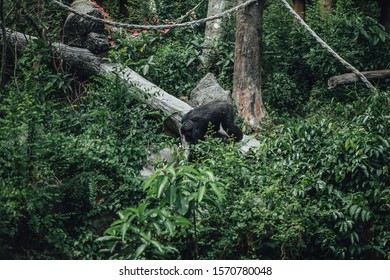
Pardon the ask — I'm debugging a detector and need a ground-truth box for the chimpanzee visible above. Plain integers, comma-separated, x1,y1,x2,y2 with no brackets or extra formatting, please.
180,101,243,145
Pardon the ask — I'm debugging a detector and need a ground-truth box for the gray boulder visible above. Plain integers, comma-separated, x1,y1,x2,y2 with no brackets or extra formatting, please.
140,147,174,177
190,73,231,107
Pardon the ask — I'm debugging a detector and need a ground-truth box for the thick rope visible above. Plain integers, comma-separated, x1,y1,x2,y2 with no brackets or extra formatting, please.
51,0,257,30
280,0,377,92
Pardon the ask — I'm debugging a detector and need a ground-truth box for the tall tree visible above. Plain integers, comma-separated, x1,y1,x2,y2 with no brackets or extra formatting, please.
203,0,228,65
233,0,267,130
292,0,305,19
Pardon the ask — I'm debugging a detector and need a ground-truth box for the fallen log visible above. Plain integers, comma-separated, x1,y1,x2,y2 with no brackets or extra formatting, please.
2,29,191,129
328,69,390,89
0,29,260,152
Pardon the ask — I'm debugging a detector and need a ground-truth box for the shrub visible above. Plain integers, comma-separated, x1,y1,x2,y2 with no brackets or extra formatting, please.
104,90,389,260
0,44,168,259
262,1,390,115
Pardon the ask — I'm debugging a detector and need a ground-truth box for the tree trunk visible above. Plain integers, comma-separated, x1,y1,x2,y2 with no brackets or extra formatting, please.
379,0,390,33
233,0,267,130
119,0,128,17
292,0,305,19
203,0,228,64
328,69,390,89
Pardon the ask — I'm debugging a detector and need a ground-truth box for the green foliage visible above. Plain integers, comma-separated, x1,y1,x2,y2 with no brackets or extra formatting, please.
2,0,389,261
98,163,225,259
151,37,206,96
5,0,67,42
205,38,236,89
0,43,167,259
99,89,389,260
263,72,302,114
303,2,390,76
155,0,207,21
194,91,390,260
262,0,390,115
109,32,206,97
124,0,155,23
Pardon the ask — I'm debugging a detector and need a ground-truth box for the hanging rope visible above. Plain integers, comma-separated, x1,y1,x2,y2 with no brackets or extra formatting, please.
51,0,257,30
280,0,377,92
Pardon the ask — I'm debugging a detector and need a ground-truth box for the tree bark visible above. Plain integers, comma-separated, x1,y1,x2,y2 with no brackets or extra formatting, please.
203,0,228,64
328,69,390,89
292,0,305,19
233,0,267,130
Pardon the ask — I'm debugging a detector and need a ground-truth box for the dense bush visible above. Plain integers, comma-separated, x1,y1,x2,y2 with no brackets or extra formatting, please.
262,0,390,114
104,90,389,259
109,31,206,97
0,44,168,259
1,0,389,261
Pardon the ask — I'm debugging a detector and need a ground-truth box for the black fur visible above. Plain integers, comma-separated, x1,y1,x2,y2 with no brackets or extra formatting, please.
180,101,243,145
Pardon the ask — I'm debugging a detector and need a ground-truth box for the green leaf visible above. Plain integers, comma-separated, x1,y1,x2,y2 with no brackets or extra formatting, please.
121,222,129,242
165,220,175,235
210,182,225,201
186,57,196,67
203,197,223,213
176,196,190,216
198,185,206,203
96,236,121,242
173,216,191,227
204,170,215,182
177,165,200,175
138,203,149,218
349,205,359,216
372,246,386,257
168,183,177,206
157,176,169,198
165,162,177,176
133,244,148,259
140,231,152,242
150,240,164,253
144,172,161,191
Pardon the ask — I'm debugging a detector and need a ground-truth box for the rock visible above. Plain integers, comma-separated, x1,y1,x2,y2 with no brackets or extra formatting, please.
190,73,231,107
85,32,110,54
140,147,174,177
63,0,109,54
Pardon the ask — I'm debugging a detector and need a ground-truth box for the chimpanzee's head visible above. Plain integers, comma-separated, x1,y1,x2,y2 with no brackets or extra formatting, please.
180,120,203,144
